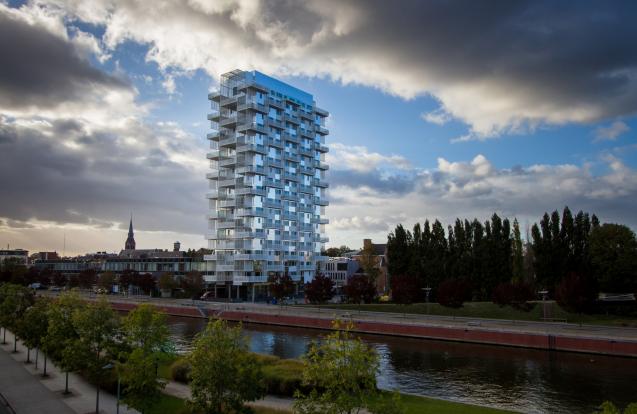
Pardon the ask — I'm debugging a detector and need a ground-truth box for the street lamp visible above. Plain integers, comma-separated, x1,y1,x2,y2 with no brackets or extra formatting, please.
422,286,432,315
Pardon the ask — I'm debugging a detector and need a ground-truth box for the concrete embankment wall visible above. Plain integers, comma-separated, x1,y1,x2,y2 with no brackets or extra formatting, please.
108,301,637,358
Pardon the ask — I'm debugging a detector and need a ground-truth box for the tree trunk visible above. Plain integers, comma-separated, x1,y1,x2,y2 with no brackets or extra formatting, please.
26,348,31,363
1,327,5,344
13,335,18,353
95,383,100,414
64,371,70,395
35,348,39,369
42,353,48,377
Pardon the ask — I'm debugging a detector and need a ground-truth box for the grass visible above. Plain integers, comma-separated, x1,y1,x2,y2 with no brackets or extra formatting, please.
317,301,637,327
144,392,515,414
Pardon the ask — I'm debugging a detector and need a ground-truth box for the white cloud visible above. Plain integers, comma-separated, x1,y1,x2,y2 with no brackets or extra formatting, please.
594,121,630,142
421,107,452,126
327,142,411,173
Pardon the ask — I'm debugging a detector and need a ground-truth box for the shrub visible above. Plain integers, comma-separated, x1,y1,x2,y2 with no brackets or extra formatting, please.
262,359,304,396
492,282,536,312
555,272,597,313
170,358,191,383
437,278,469,308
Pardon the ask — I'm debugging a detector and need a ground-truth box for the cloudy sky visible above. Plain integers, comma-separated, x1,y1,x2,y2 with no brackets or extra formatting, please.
1,0,637,256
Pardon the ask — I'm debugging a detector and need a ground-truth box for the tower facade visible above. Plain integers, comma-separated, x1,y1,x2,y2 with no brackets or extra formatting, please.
205,70,329,300
125,217,136,250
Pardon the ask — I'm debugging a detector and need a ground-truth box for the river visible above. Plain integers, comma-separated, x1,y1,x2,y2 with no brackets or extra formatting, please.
167,316,637,413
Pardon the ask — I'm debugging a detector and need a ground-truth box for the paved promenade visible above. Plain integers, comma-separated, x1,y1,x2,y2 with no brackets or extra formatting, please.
0,330,137,414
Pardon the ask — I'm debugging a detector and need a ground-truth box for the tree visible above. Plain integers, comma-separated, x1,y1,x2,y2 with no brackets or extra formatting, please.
512,219,524,283
18,297,51,364
46,291,84,393
98,271,116,292
71,298,119,413
294,320,401,414
78,269,98,289
119,269,138,293
358,242,380,286
121,304,171,412
390,275,420,307
188,319,264,413
158,272,176,293
52,271,67,287
269,272,295,304
0,283,35,352
436,278,469,308
590,223,637,293
137,273,156,295
343,274,376,304
599,401,637,414
555,272,597,313
304,272,334,305
181,271,204,299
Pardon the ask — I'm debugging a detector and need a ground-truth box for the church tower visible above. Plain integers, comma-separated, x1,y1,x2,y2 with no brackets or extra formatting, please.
125,216,136,250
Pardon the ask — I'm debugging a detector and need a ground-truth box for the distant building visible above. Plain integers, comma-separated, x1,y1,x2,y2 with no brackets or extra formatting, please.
0,248,29,266
322,257,358,293
32,251,60,261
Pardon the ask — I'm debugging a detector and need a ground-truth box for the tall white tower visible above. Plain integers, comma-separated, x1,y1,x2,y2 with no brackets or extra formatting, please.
205,70,329,301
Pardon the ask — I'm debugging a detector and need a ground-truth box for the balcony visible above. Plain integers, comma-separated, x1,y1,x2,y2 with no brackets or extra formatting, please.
315,126,329,135
313,178,328,188
317,145,329,153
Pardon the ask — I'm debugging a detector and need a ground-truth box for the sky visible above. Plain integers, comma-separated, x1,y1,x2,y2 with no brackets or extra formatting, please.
1,0,637,256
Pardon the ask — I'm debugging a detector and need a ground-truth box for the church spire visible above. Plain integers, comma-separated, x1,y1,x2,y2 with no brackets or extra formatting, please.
125,214,136,250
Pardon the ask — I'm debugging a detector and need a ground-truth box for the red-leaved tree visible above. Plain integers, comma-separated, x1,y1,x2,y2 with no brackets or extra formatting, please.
305,273,335,305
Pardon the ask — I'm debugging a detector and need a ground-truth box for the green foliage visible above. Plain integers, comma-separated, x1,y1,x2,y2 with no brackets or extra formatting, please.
158,272,176,291
45,291,84,371
98,271,116,291
590,224,637,293
122,303,170,352
121,348,167,413
294,320,398,414
180,271,204,299
70,298,119,384
18,296,51,350
188,319,265,413
0,283,35,333
599,402,637,414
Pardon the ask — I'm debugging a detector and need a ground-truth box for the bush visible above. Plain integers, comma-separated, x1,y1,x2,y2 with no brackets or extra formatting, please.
170,358,191,383
492,282,536,312
555,272,597,313
254,354,305,397
437,278,469,308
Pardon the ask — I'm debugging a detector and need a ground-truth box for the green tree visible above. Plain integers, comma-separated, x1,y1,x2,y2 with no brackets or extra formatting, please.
46,290,84,391
0,283,35,352
269,272,295,305
590,223,637,293
512,219,524,283
600,401,637,414
71,298,119,413
294,320,401,414
120,304,171,412
181,270,204,299
98,271,116,292
158,272,176,293
188,319,264,413
18,297,51,364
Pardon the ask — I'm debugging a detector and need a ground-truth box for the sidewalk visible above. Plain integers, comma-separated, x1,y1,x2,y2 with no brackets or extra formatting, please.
0,330,138,414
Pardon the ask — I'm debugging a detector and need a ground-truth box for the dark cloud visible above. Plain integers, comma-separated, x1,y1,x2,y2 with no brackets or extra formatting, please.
328,169,416,195
0,120,206,234
0,9,127,111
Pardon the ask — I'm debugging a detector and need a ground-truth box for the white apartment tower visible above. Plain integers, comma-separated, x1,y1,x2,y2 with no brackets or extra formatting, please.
205,70,329,301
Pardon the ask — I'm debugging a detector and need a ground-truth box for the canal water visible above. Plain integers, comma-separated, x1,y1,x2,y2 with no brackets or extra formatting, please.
167,316,637,413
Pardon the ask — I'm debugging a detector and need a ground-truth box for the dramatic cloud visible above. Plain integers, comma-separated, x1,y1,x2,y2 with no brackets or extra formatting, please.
35,0,637,138
325,145,637,244
594,121,630,142
0,4,127,114
0,4,208,254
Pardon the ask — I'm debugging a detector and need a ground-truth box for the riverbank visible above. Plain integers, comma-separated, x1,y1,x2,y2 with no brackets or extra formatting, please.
95,295,637,358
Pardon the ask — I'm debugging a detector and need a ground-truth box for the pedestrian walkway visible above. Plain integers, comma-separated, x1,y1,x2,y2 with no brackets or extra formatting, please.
0,330,137,414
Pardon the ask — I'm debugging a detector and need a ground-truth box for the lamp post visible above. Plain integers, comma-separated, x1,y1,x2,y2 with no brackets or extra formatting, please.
422,286,432,315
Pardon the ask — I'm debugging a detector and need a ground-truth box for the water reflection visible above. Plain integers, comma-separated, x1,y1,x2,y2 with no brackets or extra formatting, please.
167,316,637,413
